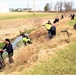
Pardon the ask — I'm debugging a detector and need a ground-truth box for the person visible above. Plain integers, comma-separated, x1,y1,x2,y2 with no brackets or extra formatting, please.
61,15,64,19
72,14,75,20
71,14,75,20
21,34,32,45
43,20,52,38
51,25,56,36
0,38,14,64
73,23,76,30
53,17,59,23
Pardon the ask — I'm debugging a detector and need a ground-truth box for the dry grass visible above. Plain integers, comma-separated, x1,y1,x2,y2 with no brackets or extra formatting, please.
1,13,76,75
2,45,39,73
0,18,50,42
0,12,63,42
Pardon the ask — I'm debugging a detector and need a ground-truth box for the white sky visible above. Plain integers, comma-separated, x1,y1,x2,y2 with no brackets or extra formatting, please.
0,0,76,11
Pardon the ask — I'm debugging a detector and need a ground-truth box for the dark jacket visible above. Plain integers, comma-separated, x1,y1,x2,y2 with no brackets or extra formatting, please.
51,26,56,31
22,35,28,39
2,43,13,54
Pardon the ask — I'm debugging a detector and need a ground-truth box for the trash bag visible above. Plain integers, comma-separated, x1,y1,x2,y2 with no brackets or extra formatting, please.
0,57,5,69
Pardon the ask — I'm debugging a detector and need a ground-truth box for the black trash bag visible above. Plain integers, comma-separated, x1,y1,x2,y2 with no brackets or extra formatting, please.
0,57,5,69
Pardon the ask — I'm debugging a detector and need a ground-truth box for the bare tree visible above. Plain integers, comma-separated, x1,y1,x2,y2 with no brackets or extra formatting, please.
50,3,52,11
54,2,60,12
59,2,63,12
64,1,74,12
54,1,64,12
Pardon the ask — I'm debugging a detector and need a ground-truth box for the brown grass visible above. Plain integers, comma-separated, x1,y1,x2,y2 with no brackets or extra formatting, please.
0,17,54,42
1,16,76,75
3,45,39,73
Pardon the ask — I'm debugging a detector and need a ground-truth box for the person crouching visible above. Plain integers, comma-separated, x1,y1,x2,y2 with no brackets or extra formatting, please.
21,34,32,45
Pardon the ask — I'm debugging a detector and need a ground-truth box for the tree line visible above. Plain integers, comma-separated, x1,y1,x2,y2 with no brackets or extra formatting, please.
44,1,75,12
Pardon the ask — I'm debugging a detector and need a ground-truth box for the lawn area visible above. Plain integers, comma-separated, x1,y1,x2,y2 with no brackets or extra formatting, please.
20,41,76,75
67,18,76,26
0,12,60,20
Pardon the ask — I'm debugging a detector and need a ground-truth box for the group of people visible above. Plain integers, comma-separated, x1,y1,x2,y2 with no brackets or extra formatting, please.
0,34,32,68
0,19,57,65
0,13,75,69
0,20,56,68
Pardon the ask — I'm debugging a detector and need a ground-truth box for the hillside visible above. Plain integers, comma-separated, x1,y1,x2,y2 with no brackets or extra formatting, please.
0,13,76,75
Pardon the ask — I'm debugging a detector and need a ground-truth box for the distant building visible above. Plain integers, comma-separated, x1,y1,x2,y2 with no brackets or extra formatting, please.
9,8,32,12
0,3,9,12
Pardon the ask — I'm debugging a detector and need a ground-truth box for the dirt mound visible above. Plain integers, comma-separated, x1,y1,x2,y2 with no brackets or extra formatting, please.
14,45,38,65
29,26,48,42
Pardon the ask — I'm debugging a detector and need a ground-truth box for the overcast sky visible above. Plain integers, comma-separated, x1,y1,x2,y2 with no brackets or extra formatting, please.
0,0,76,11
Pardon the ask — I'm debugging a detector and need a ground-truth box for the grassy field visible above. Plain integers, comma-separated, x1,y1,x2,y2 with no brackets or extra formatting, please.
0,12,60,20
67,18,76,26
20,41,76,75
